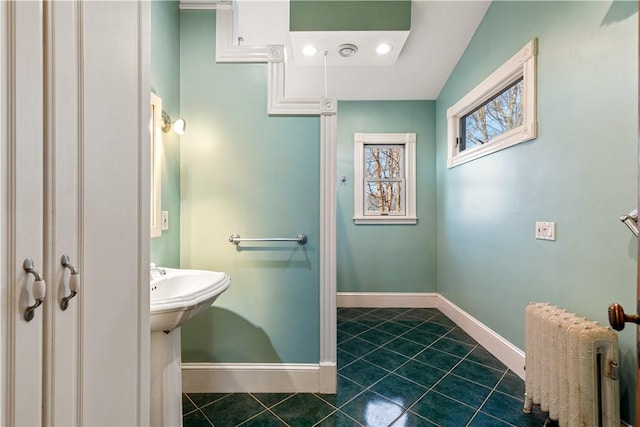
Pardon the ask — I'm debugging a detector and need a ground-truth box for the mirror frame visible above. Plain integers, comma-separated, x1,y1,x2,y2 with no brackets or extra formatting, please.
150,92,162,238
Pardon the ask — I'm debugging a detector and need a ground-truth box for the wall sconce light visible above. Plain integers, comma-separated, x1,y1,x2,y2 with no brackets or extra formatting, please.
161,111,186,135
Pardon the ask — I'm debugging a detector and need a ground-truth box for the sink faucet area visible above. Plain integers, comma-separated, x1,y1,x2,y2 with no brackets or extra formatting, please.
149,266,230,426
150,263,167,279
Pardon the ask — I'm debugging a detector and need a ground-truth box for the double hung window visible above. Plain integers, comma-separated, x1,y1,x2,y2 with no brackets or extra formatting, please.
354,133,416,224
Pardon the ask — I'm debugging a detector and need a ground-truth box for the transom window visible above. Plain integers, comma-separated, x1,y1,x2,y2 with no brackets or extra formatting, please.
354,133,416,224
459,77,523,151
447,39,537,168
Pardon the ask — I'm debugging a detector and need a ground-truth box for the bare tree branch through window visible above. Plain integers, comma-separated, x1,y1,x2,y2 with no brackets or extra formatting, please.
364,145,404,214
461,77,523,151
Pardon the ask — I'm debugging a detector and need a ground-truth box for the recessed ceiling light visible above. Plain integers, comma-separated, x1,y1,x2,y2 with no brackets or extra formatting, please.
376,43,392,55
338,43,358,58
302,45,318,57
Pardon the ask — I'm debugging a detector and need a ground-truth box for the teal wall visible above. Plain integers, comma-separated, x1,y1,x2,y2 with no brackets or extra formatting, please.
152,2,639,420
150,0,181,268
337,101,437,293
435,1,637,420
179,10,321,363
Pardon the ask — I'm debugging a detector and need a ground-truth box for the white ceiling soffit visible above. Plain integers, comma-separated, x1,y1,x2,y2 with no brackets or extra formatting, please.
289,31,410,67
223,0,491,100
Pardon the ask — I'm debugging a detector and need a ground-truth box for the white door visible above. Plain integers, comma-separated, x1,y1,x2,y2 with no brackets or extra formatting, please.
2,1,150,425
76,1,150,423
1,1,45,425
607,7,640,425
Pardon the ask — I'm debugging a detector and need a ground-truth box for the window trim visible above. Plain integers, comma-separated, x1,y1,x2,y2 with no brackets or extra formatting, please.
354,132,417,224
447,39,537,168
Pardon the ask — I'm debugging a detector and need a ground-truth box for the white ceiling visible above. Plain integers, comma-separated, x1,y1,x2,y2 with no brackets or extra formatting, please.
234,0,491,100
289,30,411,67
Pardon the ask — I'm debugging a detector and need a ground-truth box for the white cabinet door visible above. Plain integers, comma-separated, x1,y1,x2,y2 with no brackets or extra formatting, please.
77,1,150,424
1,1,45,426
2,1,150,426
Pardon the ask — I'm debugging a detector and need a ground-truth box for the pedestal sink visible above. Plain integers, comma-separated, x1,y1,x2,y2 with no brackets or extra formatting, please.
150,267,231,332
149,267,230,427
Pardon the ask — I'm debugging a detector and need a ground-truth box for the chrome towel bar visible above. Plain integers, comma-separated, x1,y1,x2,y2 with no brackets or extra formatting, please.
229,233,307,246
620,209,638,237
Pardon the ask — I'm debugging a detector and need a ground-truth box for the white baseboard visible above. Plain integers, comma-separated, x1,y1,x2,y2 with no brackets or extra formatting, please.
191,294,631,423
337,292,525,379
318,362,337,394
436,295,525,379
183,293,527,393
182,363,335,394
337,292,439,308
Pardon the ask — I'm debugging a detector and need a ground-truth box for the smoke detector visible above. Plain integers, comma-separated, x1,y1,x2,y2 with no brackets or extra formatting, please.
337,43,358,58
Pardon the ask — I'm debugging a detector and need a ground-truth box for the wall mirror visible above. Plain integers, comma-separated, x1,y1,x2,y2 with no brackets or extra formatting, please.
150,92,162,238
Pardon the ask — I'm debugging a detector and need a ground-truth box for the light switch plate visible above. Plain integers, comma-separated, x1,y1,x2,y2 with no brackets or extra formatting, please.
535,221,555,241
161,211,169,231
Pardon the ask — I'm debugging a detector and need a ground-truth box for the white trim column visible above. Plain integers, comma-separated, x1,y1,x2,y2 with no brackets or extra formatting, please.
319,108,337,393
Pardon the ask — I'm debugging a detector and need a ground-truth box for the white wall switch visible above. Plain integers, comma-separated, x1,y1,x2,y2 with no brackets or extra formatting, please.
535,221,555,241
161,211,169,231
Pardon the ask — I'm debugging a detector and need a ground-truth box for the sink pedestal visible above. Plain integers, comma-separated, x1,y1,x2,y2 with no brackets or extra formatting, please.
151,328,183,427
149,267,231,426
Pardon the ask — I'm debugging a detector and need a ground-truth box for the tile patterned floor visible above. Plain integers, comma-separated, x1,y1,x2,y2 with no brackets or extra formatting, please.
183,307,549,426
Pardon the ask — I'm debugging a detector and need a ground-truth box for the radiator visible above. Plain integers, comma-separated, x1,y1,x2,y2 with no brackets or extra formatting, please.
523,302,620,427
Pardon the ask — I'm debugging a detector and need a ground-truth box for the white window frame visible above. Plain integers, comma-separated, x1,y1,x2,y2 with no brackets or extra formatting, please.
354,132,417,224
447,39,537,168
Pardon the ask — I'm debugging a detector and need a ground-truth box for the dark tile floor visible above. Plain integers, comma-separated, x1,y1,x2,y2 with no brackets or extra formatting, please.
183,307,548,426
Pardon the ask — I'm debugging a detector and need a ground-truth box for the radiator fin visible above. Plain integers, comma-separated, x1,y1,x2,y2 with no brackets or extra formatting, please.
524,303,620,427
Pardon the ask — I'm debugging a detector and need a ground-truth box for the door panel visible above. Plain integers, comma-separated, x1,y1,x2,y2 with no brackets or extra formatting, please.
2,1,45,426
43,1,80,425
637,1,640,422
3,1,149,425
79,1,150,424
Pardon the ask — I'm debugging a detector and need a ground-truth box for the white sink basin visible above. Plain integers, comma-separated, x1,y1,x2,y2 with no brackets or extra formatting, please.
150,267,231,332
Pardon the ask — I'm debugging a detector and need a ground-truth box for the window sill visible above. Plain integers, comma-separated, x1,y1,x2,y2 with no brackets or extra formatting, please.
353,216,417,225
448,122,536,168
